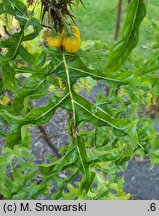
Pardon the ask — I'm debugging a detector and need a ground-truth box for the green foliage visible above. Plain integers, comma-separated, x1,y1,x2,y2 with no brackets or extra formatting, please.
106,0,146,72
0,145,49,199
0,0,159,200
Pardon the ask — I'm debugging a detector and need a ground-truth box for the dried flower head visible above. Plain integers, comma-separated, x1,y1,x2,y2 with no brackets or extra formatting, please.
41,0,84,32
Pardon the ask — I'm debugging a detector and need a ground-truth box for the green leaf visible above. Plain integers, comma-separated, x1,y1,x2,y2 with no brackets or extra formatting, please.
14,66,46,75
13,74,47,113
0,34,35,63
6,131,21,148
80,171,95,194
0,130,7,138
33,51,47,68
0,0,42,63
0,110,23,148
65,56,129,84
106,0,146,72
2,62,16,90
136,51,159,75
88,145,125,164
0,80,4,96
0,0,28,25
75,135,90,174
39,145,78,175
71,91,129,132
24,93,69,126
23,18,42,41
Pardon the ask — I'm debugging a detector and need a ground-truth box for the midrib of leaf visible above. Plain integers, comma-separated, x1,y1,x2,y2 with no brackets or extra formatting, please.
69,66,127,84
95,105,112,118
15,69,43,74
107,0,139,69
2,1,29,58
48,60,64,75
33,77,47,92
62,53,76,125
137,53,159,75
73,100,122,130
137,142,157,160
10,0,36,59
62,53,87,174
8,0,28,19
32,93,69,121
96,172,107,191
14,60,64,75
15,61,64,93
13,20,29,59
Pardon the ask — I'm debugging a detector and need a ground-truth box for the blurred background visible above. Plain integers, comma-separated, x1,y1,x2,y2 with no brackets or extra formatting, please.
74,0,158,57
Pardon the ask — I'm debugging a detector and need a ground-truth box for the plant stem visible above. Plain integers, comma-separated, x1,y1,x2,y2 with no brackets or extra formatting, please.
114,0,123,40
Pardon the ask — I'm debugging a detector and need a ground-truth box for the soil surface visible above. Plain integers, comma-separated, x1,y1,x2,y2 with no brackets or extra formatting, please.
124,159,159,200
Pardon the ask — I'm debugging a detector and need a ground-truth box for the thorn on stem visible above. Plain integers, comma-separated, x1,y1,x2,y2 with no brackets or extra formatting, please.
72,125,76,138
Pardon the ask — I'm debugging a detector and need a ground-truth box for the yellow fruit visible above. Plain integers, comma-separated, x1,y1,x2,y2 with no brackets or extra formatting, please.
63,35,81,53
46,34,63,47
71,26,80,37
62,26,80,38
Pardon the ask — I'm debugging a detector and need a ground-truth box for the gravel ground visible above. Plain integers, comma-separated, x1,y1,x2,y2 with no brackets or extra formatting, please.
124,159,159,200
